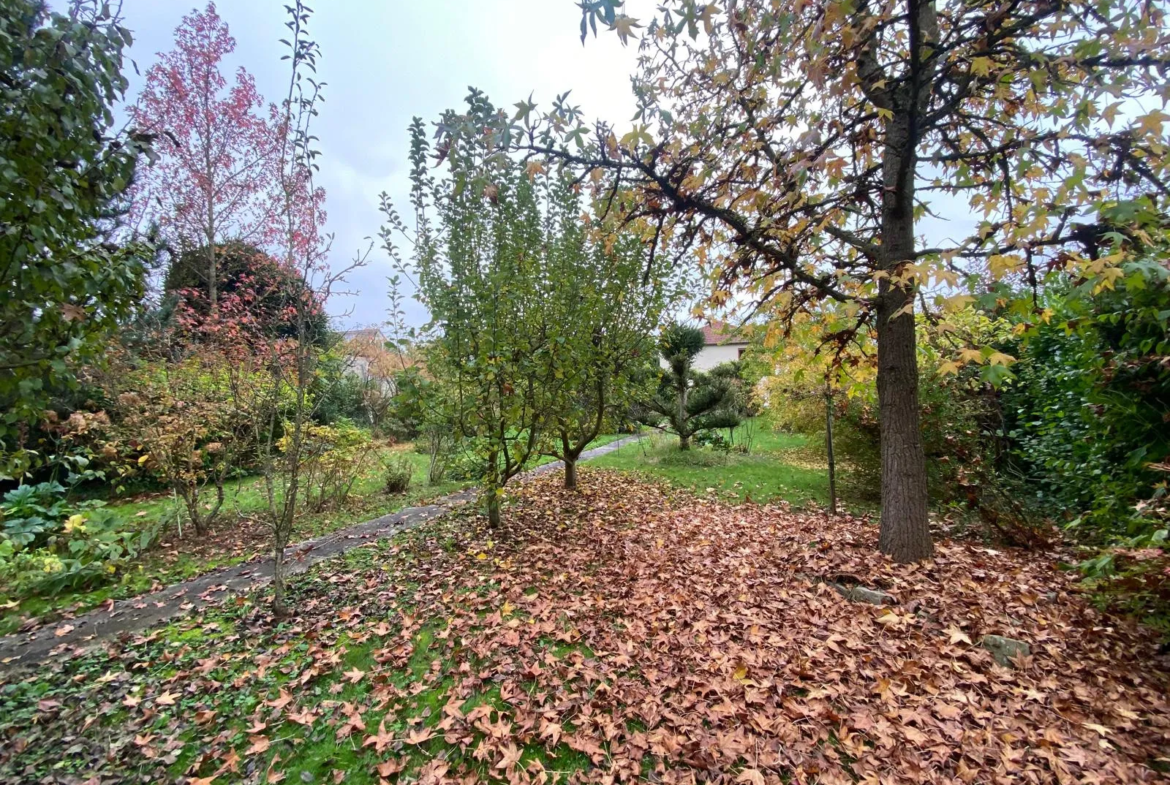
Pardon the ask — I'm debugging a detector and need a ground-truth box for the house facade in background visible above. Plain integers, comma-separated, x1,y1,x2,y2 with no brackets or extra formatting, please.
660,321,749,372
694,321,749,370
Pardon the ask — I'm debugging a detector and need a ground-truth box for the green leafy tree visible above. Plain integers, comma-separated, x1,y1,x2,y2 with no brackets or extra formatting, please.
541,179,674,488
387,97,563,528
0,0,155,454
639,324,740,450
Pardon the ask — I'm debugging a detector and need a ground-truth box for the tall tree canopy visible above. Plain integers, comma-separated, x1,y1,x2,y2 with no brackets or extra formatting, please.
129,1,282,311
440,0,1170,561
0,0,154,450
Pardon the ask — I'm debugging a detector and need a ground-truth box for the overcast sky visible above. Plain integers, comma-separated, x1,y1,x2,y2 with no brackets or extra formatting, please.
114,1,981,334
116,0,654,331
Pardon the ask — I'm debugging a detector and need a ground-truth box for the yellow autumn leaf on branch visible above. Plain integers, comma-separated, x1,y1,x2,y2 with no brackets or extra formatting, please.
937,360,961,376
1092,266,1125,294
970,56,993,76
988,254,1023,279
986,352,1016,367
942,295,974,313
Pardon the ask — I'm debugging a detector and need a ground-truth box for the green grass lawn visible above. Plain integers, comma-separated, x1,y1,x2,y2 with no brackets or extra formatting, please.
0,434,628,636
591,423,867,509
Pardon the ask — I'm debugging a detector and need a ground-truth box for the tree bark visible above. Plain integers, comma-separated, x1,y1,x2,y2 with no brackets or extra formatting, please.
564,457,578,490
183,487,208,537
486,492,501,528
875,109,933,563
272,537,289,617
207,239,217,311
876,284,932,561
825,386,838,517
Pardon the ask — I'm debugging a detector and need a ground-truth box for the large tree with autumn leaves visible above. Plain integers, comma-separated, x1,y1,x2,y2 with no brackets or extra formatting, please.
438,0,1170,561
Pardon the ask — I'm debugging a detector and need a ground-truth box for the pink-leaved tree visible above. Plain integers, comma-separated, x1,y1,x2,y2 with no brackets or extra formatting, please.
130,2,282,311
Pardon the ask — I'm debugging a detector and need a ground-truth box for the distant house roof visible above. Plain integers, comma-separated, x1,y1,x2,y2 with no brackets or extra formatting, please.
701,320,748,346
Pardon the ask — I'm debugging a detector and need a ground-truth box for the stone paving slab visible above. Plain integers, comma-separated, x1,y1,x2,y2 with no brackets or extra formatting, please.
0,435,641,669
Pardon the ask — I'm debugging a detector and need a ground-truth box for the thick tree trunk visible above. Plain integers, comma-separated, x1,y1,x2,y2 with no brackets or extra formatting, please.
875,282,931,561
678,432,690,451
876,110,933,563
564,457,578,490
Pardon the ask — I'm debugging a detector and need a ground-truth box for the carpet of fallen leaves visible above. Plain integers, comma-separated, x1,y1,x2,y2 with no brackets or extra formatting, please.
2,470,1169,784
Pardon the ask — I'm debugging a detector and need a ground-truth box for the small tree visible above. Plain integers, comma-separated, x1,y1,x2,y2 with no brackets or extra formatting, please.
540,180,673,489
385,96,566,527
639,324,739,450
130,1,282,311
235,0,356,616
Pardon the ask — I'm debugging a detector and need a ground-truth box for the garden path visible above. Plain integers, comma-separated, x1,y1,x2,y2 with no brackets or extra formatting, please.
0,435,641,668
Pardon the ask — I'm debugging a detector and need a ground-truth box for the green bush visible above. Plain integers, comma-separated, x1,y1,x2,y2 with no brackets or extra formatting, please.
445,448,487,483
383,456,413,495
0,482,155,597
281,420,377,513
1003,259,1170,545
311,352,374,428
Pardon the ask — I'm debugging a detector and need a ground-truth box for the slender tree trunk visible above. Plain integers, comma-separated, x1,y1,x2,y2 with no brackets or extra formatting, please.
272,536,288,618
564,457,578,490
825,385,838,516
207,239,217,311
875,112,933,563
677,369,690,450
